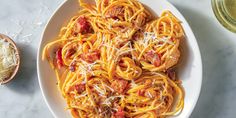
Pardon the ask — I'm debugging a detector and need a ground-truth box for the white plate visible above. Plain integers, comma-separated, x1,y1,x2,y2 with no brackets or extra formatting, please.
37,0,202,117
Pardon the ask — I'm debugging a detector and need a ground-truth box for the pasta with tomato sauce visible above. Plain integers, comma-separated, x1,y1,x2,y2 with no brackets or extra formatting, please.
42,0,184,118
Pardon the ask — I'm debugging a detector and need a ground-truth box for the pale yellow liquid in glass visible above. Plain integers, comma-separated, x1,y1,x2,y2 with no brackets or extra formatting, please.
212,0,236,32
224,0,236,20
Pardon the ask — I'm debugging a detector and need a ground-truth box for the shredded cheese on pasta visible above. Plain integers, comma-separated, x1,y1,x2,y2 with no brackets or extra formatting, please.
42,0,185,117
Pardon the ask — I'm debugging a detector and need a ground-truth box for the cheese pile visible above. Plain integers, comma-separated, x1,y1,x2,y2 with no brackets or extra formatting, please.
0,39,17,82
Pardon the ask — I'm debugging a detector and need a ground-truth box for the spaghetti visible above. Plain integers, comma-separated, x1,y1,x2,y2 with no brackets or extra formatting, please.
42,0,184,118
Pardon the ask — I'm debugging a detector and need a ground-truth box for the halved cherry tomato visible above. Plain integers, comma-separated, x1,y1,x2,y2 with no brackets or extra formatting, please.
56,48,63,69
76,16,92,34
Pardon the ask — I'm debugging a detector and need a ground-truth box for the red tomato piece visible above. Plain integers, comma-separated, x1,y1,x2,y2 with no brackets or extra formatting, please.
145,51,161,67
56,48,64,69
113,107,125,118
111,79,128,94
137,89,145,96
76,16,92,34
80,50,100,63
75,84,85,94
65,48,76,59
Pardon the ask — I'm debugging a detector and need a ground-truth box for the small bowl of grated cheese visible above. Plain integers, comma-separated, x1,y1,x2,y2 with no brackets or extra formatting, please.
0,34,20,85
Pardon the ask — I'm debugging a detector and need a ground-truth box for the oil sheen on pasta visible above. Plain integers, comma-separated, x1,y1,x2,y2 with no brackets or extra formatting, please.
42,0,185,118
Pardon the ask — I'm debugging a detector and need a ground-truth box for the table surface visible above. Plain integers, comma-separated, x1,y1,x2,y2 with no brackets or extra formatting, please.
0,0,236,118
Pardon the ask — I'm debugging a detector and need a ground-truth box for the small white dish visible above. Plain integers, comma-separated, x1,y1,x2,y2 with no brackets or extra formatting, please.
37,0,202,117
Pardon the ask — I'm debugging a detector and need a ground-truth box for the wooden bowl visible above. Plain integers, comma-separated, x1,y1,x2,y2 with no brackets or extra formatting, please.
0,34,20,85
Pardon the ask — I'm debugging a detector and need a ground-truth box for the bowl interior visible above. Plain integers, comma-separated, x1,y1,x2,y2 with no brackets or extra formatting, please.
37,0,202,117
0,34,20,85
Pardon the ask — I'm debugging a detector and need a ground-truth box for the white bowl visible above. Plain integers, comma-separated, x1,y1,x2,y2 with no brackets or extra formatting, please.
37,0,202,117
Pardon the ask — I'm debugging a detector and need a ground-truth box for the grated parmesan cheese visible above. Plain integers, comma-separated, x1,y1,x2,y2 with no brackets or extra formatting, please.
102,95,124,106
74,93,88,99
140,32,174,49
147,91,153,98
103,83,114,92
131,80,138,87
94,84,106,95
0,39,17,82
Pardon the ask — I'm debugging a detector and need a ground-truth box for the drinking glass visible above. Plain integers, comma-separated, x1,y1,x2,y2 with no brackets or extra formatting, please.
212,0,236,32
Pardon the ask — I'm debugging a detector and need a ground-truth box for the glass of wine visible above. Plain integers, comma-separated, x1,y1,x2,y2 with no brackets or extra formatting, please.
212,0,236,32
